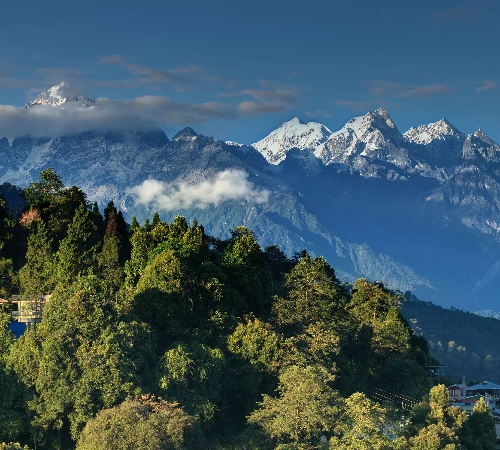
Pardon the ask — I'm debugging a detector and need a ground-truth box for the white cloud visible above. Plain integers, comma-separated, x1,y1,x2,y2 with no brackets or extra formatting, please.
127,169,269,211
368,80,450,98
0,96,239,140
238,101,286,115
335,100,371,112
475,80,498,92
305,109,333,118
0,103,152,141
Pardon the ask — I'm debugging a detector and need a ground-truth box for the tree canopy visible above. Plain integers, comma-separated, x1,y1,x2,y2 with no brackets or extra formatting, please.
0,170,491,449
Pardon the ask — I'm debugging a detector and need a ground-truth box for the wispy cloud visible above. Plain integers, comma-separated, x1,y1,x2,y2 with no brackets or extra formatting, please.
36,67,86,80
96,55,221,88
220,87,298,104
0,75,39,90
305,109,333,118
97,55,182,84
368,80,450,98
238,101,286,115
335,100,371,112
0,60,300,137
429,4,489,22
220,84,299,116
120,95,238,124
127,169,269,211
475,80,498,92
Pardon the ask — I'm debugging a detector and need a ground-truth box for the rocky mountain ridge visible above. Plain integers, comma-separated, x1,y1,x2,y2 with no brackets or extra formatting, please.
2,83,500,311
251,108,500,182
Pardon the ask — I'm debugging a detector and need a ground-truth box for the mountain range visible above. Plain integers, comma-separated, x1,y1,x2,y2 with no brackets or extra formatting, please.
1,82,500,312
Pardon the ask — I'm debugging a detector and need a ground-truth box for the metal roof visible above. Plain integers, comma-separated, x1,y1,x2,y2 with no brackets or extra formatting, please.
467,381,500,391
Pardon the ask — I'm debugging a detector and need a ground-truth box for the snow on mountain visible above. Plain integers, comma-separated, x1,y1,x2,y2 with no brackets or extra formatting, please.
462,128,500,161
225,141,243,147
403,118,463,145
313,109,412,178
252,117,331,164
403,118,465,165
252,109,411,177
250,109,500,183
25,81,95,109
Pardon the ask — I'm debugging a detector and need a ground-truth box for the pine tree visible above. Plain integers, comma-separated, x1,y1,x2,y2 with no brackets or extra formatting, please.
273,253,345,330
57,204,100,284
19,221,56,297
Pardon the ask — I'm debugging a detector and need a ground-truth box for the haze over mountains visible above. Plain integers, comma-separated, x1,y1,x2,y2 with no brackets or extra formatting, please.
1,83,500,312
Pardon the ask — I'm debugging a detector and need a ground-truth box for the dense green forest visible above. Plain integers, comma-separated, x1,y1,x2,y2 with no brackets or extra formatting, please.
402,293,500,383
0,169,496,449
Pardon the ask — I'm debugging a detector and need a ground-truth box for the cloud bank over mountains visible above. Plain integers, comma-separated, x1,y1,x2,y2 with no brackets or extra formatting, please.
0,79,300,140
0,96,240,141
127,170,269,212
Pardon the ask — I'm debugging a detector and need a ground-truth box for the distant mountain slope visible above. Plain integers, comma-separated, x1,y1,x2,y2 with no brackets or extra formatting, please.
401,293,500,382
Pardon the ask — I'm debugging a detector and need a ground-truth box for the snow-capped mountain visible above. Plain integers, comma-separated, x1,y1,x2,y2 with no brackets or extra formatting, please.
315,109,412,178
252,117,331,164
251,109,500,183
403,118,465,166
25,81,95,109
2,82,500,312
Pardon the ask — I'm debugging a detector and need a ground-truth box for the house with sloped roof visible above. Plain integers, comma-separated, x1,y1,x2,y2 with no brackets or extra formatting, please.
467,381,500,412
448,384,464,401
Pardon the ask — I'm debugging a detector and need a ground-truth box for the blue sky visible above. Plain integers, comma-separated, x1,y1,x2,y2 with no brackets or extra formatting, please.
1,0,499,143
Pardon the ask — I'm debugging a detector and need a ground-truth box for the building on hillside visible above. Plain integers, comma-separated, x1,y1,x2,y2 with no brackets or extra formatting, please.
467,381,500,411
0,295,50,337
448,384,464,401
453,394,495,415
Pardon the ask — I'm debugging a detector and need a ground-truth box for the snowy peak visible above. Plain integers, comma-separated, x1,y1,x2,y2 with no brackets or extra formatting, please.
403,118,464,145
375,108,396,129
326,109,400,144
252,117,331,164
462,128,500,161
172,127,198,142
363,108,399,134
315,108,407,171
473,128,495,146
403,118,466,165
25,81,95,108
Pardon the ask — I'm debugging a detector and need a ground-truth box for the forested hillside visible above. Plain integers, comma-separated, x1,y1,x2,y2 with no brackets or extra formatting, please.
0,169,495,449
402,292,500,383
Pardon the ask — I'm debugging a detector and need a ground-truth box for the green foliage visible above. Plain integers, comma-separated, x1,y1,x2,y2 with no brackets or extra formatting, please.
97,236,124,291
0,258,17,298
0,173,471,449
350,278,401,325
0,313,30,443
160,341,226,422
19,221,56,297
273,253,344,331
248,365,340,447
23,169,88,246
330,392,405,449
0,194,16,258
0,443,31,450
407,385,466,450
57,204,100,284
134,250,196,344
76,395,202,450
459,397,496,450
222,227,272,314
8,274,156,444
227,318,280,372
